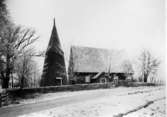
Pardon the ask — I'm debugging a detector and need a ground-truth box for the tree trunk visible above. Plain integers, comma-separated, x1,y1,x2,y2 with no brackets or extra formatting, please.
11,73,14,88
20,75,26,88
1,71,5,88
2,78,9,88
2,52,11,89
143,73,148,82
4,68,10,88
1,71,10,89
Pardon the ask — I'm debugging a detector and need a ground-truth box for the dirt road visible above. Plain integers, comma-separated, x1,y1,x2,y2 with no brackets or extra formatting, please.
0,86,165,117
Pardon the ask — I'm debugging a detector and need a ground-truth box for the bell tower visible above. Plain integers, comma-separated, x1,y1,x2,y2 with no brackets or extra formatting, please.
41,19,67,86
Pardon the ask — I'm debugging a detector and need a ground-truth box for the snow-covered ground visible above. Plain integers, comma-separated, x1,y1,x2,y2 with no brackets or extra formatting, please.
18,86,165,117
124,99,166,117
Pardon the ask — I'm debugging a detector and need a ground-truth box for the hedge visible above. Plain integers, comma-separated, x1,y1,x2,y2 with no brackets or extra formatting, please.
6,81,157,99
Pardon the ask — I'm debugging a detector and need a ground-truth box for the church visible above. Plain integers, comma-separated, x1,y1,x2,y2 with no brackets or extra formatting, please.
40,19,67,86
68,46,134,84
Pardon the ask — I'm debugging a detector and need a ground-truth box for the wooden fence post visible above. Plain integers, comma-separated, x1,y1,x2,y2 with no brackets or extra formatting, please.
0,90,9,107
0,93,1,107
6,93,8,105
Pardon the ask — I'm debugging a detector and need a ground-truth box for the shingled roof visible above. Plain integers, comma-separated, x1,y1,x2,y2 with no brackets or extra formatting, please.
46,18,63,55
69,46,133,73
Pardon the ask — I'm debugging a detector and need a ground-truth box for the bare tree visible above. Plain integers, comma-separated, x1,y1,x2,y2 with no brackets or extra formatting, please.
139,50,160,82
122,60,134,80
122,60,134,74
0,25,39,88
0,0,11,88
0,0,9,83
68,47,75,84
15,49,38,88
0,1,39,88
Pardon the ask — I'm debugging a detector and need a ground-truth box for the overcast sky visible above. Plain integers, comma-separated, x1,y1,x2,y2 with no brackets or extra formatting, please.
6,0,165,79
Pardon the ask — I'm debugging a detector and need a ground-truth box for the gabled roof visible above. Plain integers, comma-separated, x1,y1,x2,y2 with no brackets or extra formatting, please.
69,46,133,73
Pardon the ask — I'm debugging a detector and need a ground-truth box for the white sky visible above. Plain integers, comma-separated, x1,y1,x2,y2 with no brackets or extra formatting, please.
6,0,165,80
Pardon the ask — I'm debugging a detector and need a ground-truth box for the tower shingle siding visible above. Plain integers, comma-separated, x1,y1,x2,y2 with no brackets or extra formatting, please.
41,19,67,86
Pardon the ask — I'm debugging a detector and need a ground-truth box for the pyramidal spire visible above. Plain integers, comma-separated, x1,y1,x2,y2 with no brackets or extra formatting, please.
41,18,67,86
47,18,62,51
53,17,56,27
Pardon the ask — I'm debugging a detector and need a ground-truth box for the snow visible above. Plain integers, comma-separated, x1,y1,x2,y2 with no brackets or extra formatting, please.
18,86,165,117
124,99,166,117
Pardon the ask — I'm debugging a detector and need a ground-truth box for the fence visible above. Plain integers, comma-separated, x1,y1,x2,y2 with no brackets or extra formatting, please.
0,91,9,107
6,81,157,99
